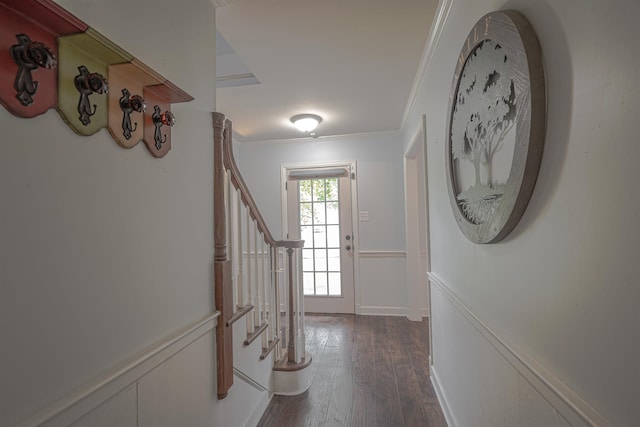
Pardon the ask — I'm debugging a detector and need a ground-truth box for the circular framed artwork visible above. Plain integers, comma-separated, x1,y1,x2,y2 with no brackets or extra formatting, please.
446,10,546,244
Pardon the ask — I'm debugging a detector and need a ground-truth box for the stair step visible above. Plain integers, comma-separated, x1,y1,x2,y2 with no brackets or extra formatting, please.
228,304,254,326
260,337,279,360
244,322,268,346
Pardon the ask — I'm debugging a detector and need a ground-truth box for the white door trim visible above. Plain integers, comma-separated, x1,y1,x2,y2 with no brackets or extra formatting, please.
280,160,361,314
404,114,431,322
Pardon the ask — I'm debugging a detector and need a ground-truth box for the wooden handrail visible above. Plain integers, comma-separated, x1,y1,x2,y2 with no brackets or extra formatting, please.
218,114,303,250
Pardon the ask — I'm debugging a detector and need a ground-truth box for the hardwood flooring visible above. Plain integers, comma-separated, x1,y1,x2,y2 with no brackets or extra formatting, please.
258,314,447,427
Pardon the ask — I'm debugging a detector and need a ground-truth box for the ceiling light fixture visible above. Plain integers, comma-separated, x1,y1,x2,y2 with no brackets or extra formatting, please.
291,114,322,133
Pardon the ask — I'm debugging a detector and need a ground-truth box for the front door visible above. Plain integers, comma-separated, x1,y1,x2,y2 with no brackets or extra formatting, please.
286,168,355,314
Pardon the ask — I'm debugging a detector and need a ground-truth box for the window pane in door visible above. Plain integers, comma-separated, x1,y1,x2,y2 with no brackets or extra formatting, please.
313,203,326,224
312,180,326,201
326,178,338,201
301,226,313,248
314,249,327,271
315,273,328,294
326,202,339,224
303,272,315,294
300,181,312,202
300,203,313,225
328,272,341,295
302,249,314,271
327,249,340,271
313,226,326,248
327,225,340,247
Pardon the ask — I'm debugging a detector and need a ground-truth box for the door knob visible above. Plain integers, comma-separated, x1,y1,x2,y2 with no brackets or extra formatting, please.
345,245,351,251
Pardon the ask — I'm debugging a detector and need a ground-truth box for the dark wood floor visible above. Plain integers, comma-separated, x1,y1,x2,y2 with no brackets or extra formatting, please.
258,314,447,427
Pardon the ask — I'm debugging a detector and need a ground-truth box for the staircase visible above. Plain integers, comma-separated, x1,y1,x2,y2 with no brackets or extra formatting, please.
212,112,312,401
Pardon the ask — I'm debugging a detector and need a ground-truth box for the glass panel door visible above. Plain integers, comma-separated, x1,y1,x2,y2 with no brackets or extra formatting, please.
287,170,354,313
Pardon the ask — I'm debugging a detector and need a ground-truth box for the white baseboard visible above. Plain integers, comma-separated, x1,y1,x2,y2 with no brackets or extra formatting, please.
431,365,456,427
358,305,407,316
243,390,272,427
17,312,220,427
429,273,610,427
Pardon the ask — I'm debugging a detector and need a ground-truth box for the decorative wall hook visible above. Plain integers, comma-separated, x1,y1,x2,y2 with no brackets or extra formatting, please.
10,34,57,107
152,105,175,150
119,88,146,140
74,65,108,125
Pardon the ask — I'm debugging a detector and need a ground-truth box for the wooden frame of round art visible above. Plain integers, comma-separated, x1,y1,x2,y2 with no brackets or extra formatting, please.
446,10,546,244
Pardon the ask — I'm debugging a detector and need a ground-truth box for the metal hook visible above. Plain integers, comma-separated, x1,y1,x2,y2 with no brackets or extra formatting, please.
9,34,57,106
152,105,175,150
119,88,146,140
74,65,108,125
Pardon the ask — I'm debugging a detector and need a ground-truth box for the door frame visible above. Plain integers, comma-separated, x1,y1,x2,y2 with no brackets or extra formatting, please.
404,114,433,362
281,160,361,314
404,114,431,319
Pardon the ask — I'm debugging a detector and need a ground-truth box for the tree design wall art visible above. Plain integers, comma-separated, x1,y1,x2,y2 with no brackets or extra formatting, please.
446,10,546,243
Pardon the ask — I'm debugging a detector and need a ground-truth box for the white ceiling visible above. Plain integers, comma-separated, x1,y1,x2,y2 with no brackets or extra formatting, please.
215,0,438,142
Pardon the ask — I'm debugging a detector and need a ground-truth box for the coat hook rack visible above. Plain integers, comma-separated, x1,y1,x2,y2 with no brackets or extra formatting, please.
0,0,194,157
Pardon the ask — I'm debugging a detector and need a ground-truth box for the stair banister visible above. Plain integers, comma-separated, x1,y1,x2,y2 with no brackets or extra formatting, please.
213,112,309,399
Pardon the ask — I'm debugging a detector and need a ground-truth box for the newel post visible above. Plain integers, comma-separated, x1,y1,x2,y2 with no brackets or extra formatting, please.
213,112,234,399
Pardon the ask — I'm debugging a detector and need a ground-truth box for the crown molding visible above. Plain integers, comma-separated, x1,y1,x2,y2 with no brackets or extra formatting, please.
399,0,455,132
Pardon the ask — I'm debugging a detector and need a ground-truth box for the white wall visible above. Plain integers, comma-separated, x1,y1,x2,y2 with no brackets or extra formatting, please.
403,0,640,425
236,132,409,314
0,1,228,425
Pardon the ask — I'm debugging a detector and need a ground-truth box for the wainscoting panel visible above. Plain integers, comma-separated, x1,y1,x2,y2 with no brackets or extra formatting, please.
69,385,137,427
15,310,272,427
16,313,219,427
358,251,408,316
428,273,609,427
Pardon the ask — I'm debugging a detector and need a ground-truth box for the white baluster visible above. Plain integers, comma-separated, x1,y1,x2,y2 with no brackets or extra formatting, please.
261,236,268,349
273,246,281,360
236,188,244,308
298,247,306,361
226,173,237,309
245,208,253,334
253,222,260,330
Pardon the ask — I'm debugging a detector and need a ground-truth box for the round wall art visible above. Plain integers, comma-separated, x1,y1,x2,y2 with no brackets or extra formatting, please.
446,10,546,244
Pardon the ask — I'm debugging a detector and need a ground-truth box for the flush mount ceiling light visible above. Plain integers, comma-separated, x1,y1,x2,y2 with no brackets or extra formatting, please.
291,114,322,132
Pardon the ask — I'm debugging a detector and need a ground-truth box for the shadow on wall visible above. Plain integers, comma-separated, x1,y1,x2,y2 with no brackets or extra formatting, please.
500,0,573,242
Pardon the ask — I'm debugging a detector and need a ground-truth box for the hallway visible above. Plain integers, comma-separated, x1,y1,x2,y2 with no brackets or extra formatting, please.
258,314,446,426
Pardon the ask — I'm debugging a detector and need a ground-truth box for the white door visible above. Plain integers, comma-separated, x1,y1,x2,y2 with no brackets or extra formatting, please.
286,168,355,314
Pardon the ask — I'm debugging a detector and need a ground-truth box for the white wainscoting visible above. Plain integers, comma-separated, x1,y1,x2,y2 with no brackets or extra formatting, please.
358,251,410,316
15,311,271,427
428,273,610,427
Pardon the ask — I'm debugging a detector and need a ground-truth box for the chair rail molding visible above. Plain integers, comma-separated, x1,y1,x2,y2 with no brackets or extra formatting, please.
16,312,220,427
428,272,610,427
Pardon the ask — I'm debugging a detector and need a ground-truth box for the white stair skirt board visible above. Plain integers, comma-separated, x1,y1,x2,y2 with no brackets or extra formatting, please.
273,364,313,396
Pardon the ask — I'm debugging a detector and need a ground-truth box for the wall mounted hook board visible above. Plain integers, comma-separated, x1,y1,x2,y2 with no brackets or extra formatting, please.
0,0,86,117
57,28,131,135
143,82,192,158
108,60,164,148
1,0,193,157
